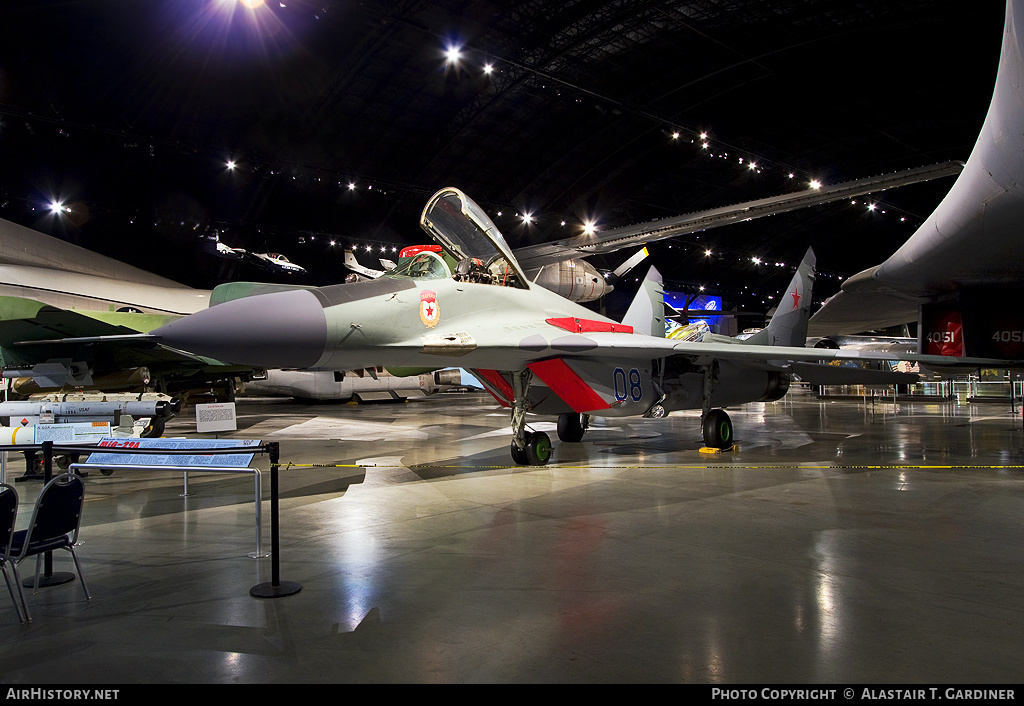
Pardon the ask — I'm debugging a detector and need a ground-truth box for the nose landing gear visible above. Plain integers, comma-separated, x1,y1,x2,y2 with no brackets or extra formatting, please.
509,369,552,466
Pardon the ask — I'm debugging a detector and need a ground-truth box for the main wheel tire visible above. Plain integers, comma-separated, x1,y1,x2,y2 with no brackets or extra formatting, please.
510,437,529,465
556,412,587,442
702,409,733,449
526,431,552,465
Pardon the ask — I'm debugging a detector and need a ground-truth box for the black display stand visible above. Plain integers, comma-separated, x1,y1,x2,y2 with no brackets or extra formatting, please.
250,442,301,598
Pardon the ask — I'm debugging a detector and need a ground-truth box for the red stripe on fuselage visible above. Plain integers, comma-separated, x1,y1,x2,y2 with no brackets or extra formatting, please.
473,369,513,407
527,358,610,413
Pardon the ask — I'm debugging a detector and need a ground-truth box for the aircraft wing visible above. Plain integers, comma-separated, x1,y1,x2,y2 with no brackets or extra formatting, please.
807,284,921,336
551,332,1014,371
512,161,964,271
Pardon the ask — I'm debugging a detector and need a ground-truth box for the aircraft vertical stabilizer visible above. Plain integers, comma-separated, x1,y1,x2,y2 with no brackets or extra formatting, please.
744,248,815,348
622,266,666,337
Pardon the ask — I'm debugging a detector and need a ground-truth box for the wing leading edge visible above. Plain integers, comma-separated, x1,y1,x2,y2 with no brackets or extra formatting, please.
513,162,963,271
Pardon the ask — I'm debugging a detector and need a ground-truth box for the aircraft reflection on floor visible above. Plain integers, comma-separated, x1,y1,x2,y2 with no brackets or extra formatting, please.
4,386,1023,683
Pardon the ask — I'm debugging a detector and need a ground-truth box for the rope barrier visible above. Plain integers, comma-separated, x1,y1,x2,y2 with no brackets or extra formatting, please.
277,461,1024,470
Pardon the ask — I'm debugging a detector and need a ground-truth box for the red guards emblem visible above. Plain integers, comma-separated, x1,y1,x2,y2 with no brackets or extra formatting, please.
419,290,440,328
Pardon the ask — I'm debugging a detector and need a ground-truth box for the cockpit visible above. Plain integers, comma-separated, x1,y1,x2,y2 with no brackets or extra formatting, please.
385,248,452,281
388,187,528,289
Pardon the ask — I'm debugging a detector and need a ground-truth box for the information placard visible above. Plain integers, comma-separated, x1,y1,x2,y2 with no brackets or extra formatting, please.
87,437,261,468
33,422,112,444
195,402,238,433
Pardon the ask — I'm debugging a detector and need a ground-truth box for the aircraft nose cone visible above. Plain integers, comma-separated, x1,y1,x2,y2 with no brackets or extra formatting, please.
153,289,328,368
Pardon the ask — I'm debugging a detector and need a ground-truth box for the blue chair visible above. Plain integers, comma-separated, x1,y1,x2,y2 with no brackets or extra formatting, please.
9,473,91,621
0,483,24,622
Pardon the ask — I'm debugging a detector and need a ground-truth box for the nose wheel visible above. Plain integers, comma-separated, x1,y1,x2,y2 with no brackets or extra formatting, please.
509,369,553,465
511,430,552,465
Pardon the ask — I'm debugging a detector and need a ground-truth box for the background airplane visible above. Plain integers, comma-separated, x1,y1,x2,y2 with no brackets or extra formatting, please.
810,0,1024,370
248,252,306,275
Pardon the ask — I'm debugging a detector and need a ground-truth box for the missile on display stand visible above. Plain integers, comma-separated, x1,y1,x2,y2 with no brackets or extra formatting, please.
0,398,180,421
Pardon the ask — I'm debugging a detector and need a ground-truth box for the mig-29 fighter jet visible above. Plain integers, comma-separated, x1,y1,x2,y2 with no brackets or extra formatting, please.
111,187,1013,465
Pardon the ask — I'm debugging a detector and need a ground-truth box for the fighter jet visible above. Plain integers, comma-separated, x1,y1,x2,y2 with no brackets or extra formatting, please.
131,187,1011,465
809,0,1024,366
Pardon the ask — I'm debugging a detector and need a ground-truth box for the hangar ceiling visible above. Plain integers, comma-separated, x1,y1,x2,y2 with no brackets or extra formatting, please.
0,1,1007,319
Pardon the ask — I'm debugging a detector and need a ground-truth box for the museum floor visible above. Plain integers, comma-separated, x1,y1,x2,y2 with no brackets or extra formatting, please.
2,386,1023,684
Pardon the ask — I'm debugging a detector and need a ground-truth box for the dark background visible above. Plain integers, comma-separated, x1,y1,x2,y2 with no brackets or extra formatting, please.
0,1,1006,318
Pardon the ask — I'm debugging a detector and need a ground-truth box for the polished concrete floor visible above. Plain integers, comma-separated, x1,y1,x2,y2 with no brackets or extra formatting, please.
2,386,1023,683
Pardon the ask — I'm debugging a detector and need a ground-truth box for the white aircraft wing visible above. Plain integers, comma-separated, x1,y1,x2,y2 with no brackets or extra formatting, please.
512,161,963,271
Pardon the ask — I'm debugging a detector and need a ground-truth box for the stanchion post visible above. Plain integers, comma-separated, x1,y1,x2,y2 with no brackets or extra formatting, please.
250,441,300,598
26,440,74,588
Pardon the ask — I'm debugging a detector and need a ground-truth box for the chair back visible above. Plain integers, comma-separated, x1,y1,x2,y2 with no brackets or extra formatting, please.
0,484,17,560
24,473,85,549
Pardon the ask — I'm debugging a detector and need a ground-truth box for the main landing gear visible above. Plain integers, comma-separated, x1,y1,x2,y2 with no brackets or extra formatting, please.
509,369,552,466
701,408,733,449
556,412,589,442
700,359,734,450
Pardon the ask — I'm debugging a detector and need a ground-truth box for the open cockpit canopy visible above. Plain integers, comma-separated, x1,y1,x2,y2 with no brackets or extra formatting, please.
417,188,529,288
